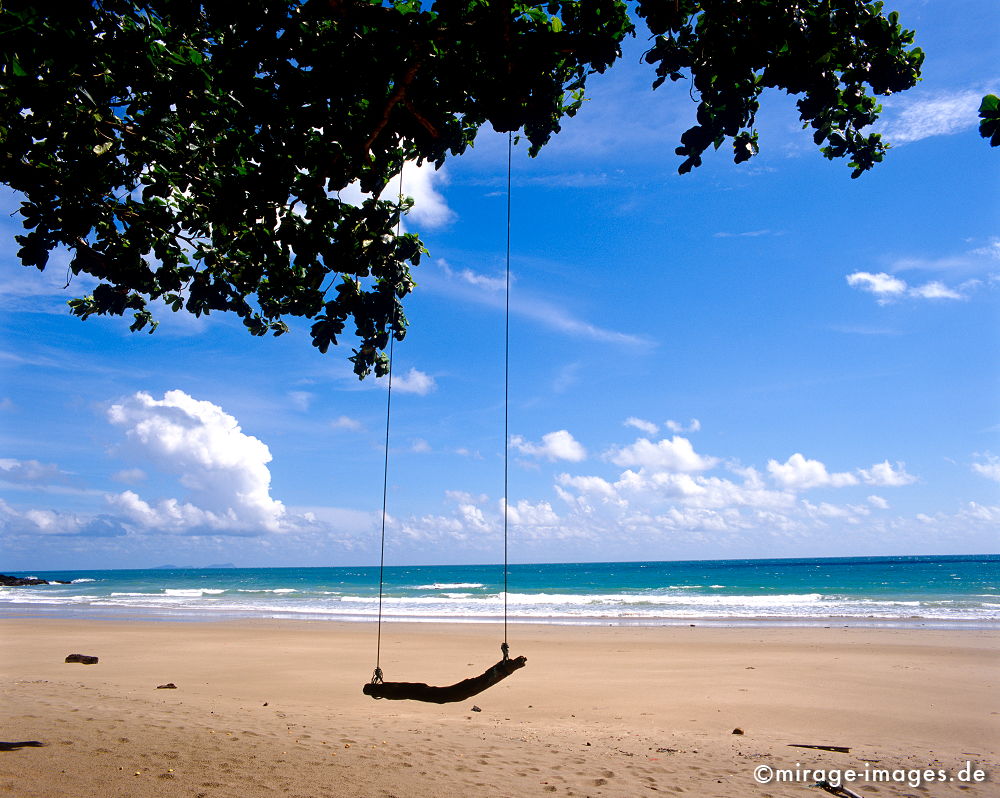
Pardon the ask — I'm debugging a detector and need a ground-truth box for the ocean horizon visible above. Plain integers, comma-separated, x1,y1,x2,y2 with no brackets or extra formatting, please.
3,553,997,628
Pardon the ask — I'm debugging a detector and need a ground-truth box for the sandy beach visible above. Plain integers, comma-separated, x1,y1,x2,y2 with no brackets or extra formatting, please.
1,619,997,797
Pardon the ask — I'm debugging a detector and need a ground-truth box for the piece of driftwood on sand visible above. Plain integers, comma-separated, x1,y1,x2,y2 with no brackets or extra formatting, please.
363,656,527,703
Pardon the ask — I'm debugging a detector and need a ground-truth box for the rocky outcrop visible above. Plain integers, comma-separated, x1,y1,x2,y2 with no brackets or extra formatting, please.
0,574,70,586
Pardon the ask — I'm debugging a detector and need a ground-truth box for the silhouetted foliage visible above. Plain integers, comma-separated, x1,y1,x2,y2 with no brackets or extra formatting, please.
1,1,927,374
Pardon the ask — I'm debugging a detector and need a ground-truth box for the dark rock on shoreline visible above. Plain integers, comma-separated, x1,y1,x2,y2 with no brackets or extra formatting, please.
65,654,99,665
0,574,70,586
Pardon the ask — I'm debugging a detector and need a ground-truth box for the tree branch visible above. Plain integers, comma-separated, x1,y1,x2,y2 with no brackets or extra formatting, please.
364,60,423,156
403,99,440,139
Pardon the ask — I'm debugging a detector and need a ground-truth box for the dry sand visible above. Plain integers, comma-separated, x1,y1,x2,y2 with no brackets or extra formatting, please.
1,618,997,797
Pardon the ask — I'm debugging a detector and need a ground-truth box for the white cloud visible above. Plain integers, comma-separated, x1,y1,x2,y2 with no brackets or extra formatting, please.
112,468,147,484
338,160,455,231
389,367,436,395
802,500,870,520
511,430,587,462
624,417,659,435
857,460,917,487
908,281,963,300
611,469,794,511
665,418,701,434
0,498,127,537
331,415,363,431
431,260,652,349
846,271,907,297
767,453,858,490
397,161,455,229
891,237,1000,274
713,229,776,238
881,90,985,145
0,458,65,485
956,502,1000,523
846,270,974,303
445,490,487,505
555,473,620,501
868,495,890,510
552,362,582,394
516,295,651,347
849,237,999,305
503,499,560,526
606,436,718,472
972,453,1000,483
287,391,314,411
106,390,286,534
971,238,1000,260
410,438,432,453
437,259,507,292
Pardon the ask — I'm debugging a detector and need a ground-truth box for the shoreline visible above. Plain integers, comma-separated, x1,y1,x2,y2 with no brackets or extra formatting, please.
2,618,997,797
3,603,1000,629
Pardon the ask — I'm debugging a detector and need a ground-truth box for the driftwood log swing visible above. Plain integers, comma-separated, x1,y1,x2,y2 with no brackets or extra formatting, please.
364,653,528,703
363,138,524,703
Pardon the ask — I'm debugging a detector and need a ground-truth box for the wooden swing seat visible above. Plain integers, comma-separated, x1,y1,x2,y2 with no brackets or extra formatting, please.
363,655,526,703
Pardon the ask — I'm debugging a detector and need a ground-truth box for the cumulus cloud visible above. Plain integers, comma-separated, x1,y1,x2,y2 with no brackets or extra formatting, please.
511,430,587,462
389,368,436,395
767,453,858,490
574,469,794,511
445,490,488,505
802,500,871,520
624,417,659,435
339,160,455,230
846,271,907,298
503,498,560,526
397,160,456,229
606,436,717,472
106,390,286,534
972,453,1000,483
0,499,127,537
847,271,978,303
665,418,701,434
857,460,917,487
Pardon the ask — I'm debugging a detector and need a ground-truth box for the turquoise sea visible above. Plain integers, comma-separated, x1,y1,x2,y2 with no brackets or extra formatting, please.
2,555,997,627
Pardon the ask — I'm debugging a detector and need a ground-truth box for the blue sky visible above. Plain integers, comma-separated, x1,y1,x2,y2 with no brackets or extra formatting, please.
2,1,998,570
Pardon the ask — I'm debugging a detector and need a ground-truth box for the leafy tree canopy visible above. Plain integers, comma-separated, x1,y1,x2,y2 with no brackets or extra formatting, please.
1,1,928,377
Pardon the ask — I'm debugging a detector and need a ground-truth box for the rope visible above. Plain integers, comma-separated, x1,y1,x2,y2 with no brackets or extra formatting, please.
502,131,512,656
373,165,405,685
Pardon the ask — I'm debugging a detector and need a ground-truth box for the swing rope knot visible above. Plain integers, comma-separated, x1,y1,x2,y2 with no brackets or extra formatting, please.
501,641,510,662
371,666,384,686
